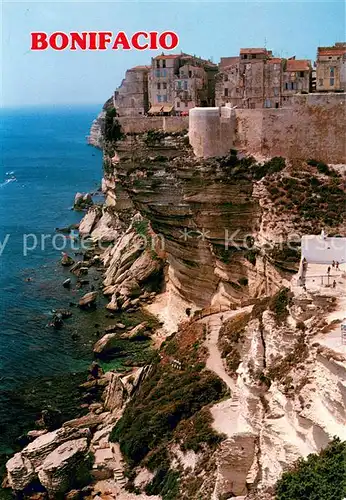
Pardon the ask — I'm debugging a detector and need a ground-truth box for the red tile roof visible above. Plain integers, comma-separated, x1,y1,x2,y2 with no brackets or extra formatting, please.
267,58,282,64
286,59,311,72
318,46,346,56
220,56,240,68
240,48,267,55
154,54,180,60
129,65,150,71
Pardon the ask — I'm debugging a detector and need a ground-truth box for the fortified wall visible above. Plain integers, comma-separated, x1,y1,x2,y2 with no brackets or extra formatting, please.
118,115,188,134
189,93,346,163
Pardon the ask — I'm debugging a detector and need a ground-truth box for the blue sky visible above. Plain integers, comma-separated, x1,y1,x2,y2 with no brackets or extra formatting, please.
1,1,345,107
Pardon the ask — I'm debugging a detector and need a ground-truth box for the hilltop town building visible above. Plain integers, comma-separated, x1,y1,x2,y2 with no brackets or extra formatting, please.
148,53,217,114
216,48,312,108
113,65,150,116
282,58,312,104
316,43,346,92
112,42,344,117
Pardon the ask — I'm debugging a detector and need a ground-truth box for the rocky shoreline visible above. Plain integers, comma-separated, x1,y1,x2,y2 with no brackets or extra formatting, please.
2,174,167,498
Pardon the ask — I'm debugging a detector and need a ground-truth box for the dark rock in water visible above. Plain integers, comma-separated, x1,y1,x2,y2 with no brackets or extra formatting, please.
88,361,104,380
49,314,63,329
70,261,83,275
53,309,72,319
74,192,93,211
78,291,98,309
39,407,62,431
55,223,79,234
71,333,79,341
69,302,76,307
61,253,75,267
63,278,71,288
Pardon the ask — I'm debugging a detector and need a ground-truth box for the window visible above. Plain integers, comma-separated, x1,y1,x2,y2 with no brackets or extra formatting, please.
264,98,271,108
319,78,323,86
274,87,279,96
330,67,335,76
157,83,161,90
185,102,188,107
177,81,182,89
183,81,188,90
163,82,167,90
224,74,228,82
188,70,192,78
157,95,162,102
156,60,160,69
224,88,229,97
285,82,289,90
176,101,180,108
155,69,160,77
162,95,168,102
299,71,305,77
162,69,167,77
330,78,335,86
162,59,166,68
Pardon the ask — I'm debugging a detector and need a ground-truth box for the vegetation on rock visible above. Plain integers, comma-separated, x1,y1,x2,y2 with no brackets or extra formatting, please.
276,438,346,500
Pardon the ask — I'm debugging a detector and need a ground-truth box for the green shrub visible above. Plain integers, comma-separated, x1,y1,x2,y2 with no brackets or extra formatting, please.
145,468,180,500
105,108,124,142
110,366,227,466
269,287,291,325
276,438,346,500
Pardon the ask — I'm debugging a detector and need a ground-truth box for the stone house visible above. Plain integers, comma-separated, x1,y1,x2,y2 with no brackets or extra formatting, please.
316,42,346,92
216,48,312,109
148,53,217,114
282,59,312,105
113,65,150,116
215,57,241,107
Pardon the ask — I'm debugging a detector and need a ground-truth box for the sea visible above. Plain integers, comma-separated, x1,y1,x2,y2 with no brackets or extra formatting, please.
0,106,106,470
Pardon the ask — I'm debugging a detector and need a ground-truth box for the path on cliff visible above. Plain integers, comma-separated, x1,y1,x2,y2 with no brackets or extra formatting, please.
201,307,252,392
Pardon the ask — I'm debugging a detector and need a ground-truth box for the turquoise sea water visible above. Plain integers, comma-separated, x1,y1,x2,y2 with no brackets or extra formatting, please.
0,106,104,456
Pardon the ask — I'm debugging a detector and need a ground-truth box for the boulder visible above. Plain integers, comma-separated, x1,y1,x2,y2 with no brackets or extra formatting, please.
37,438,89,494
88,361,104,379
78,292,98,309
121,322,149,340
74,192,93,210
21,427,91,469
62,413,106,429
103,373,125,411
79,208,100,237
93,333,118,357
40,407,62,431
63,278,71,288
105,294,118,311
61,253,75,267
6,452,36,491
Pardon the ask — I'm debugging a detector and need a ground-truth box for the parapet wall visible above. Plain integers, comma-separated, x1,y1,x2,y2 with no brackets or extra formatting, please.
118,116,188,134
188,94,346,163
235,93,346,163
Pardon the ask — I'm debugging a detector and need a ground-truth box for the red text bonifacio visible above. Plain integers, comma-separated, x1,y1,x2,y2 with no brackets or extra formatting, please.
31,31,179,51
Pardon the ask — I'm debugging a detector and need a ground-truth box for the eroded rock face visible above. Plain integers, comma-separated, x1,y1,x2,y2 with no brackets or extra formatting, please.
101,146,296,309
6,427,91,491
37,437,89,494
101,214,164,309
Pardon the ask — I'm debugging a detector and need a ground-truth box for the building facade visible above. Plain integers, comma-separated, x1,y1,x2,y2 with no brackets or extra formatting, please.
282,58,311,104
216,48,312,109
113,65,150,116
148,53,217,114
316,43,346,92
